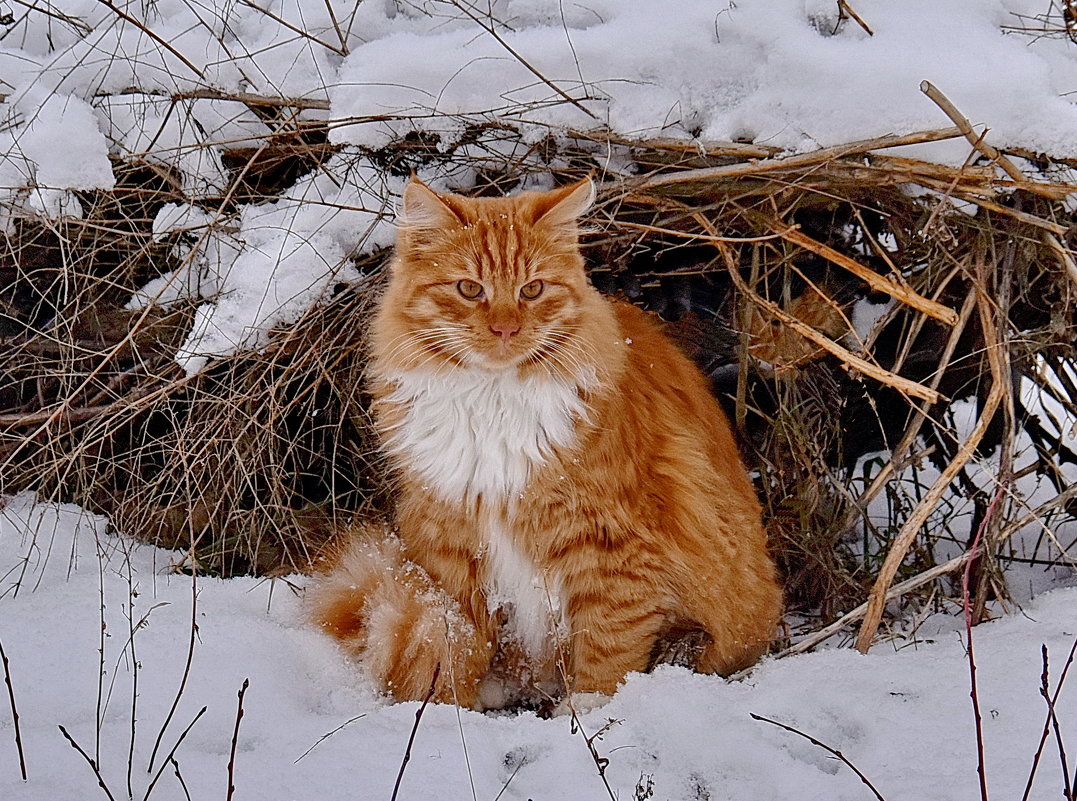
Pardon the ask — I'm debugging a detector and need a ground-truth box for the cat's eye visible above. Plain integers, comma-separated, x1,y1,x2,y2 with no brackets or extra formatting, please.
520,280,544,300
457,280,484,300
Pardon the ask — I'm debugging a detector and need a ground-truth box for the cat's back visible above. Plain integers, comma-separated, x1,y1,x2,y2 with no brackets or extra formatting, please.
609,302,742,448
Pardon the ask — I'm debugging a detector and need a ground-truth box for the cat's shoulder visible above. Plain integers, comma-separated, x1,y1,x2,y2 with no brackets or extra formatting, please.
607,299,692,366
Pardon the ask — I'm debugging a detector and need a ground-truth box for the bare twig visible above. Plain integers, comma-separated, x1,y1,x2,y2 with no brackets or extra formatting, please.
58,724,118,801
226,678,250,801
750,713,887,801
0,637,27,781
171,757,193,801
629,127,965,190
445,0,598,119
240,0,347,56
567,711,619,801
148,568,198,773
390,664,440,801
94,0,207,80
141,706,207,801
293,713,367,763
962,488,1002,801
1022,640,1077,801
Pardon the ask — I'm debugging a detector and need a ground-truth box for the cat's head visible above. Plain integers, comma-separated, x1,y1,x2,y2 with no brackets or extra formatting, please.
375,177,604,376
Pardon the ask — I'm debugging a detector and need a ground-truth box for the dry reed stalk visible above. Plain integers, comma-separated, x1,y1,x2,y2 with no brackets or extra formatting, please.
837,289,978,538
920,81,1028,185
742,209,960,327
1043,232,1077,289
961,196,1070,235
837,0,875,36
708,235,943,405
630,127,966,190
854,256,1011,653
776,551,976,658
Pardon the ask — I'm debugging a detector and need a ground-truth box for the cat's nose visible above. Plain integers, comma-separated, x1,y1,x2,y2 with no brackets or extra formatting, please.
489,322,520,341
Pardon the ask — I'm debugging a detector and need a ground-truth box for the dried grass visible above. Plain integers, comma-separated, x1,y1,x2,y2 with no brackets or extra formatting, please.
2,88,1076,646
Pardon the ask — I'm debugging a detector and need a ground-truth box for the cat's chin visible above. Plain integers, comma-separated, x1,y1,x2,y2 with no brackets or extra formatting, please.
473,344,538,371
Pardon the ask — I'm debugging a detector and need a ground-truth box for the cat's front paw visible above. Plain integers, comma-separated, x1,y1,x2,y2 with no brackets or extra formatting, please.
551,691,611,718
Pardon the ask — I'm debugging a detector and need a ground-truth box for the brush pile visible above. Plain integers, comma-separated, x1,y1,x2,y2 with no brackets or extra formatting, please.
2,1,1076,652
4,108,1076,651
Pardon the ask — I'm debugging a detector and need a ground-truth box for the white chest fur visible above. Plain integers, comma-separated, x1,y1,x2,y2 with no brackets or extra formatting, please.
482,518,562,658
381,366,591,503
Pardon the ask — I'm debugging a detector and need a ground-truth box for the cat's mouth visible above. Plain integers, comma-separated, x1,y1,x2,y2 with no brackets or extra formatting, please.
479,338,532,368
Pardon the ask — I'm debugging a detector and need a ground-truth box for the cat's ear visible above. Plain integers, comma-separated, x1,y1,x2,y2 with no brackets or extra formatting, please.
531,177,595,229
398,177,464,231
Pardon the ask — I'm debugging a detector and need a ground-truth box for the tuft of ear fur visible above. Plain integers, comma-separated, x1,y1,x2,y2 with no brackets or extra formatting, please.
530,177,595,229
398,177,465,231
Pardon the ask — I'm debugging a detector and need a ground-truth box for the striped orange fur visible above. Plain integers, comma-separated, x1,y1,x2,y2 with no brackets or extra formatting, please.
307,177,782,710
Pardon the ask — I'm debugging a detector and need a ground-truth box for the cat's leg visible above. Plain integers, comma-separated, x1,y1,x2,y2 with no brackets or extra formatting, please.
677,561,782,676
556,561,669,696
308,527,496,707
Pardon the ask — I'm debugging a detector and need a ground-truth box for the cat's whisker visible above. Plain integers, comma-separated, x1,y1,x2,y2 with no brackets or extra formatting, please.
384,327,474,365
536,333,594,379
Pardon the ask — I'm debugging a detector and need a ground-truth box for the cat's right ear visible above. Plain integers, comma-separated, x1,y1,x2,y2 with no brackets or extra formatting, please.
398,178,464,232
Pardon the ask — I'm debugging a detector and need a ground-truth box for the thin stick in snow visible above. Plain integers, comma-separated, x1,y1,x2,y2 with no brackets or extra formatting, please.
293,714,367,764
390,664,440,801
148,565,198,773
1022,640,1077,801
962,487,1002,801
171,756,193,801
58,724,118,801
570,713,619,801
226,678,250,801
750,713,887,801
142,706,207,801
0,637,27,780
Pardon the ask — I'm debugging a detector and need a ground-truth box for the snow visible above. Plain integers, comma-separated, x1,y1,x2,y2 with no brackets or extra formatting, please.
0,0,1075,370
1,491,1075,800
330,0,1077,157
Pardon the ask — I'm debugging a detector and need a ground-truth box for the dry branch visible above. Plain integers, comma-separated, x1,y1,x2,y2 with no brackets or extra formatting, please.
744,209,960,327
705,228,944,405
854,263,1009,653
920,81,1028,185
630,127,966,190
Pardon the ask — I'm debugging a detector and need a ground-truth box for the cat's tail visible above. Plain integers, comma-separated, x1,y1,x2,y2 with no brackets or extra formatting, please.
307,524,493,706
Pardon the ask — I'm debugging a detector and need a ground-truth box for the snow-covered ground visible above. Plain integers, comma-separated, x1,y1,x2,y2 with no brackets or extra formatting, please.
0,492,1075,801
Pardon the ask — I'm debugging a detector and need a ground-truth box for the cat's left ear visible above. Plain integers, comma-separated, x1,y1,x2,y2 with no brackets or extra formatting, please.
398,177,465,231
531,177,595,229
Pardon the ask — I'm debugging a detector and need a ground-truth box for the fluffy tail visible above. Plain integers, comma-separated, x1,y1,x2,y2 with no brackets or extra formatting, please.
307,524,493,706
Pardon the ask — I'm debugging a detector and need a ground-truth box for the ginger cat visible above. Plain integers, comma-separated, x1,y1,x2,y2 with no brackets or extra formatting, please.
308,177,782,710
